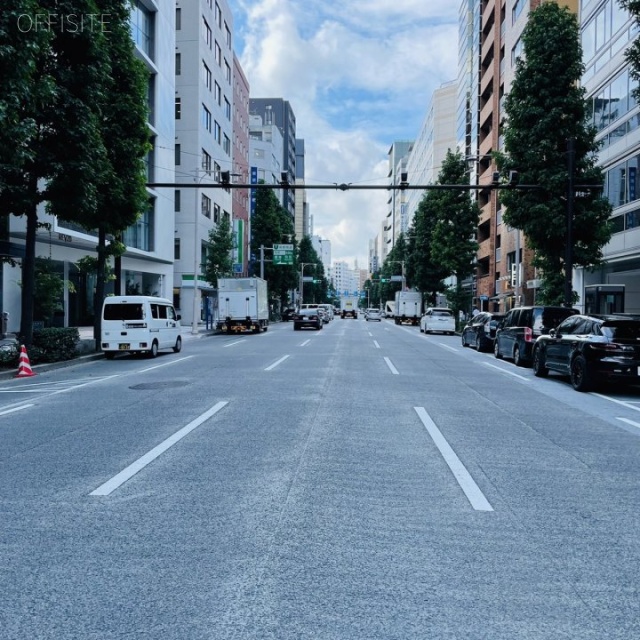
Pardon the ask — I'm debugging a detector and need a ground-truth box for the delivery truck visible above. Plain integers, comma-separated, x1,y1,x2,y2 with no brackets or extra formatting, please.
394,290,422,325
217,277,269,333
340,296,359,319
385,300,395,318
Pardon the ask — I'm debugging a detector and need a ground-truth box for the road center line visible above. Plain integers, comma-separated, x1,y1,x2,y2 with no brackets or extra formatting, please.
384,357,399,374
300,339,311,347
265,355,290,371
373,340,381,349
90,400,228,496
481,361,529,381
223,339,246,348
436,343,458,353
0,404,34,417
414,407,494,512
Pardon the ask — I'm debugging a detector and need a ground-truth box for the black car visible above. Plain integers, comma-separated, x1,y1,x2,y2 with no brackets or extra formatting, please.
532,314,640,391
293,308,323,330
494,305,578,366
282,307,297,322
461,312,505,352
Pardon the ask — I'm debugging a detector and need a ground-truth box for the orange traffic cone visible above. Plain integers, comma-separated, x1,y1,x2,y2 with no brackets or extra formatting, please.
15,345,36,378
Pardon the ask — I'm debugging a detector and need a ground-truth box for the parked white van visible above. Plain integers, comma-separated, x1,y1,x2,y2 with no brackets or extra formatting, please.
101,296,182,359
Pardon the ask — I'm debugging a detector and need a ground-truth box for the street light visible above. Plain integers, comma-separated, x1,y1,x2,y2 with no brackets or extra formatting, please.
388,260,406,290
299,262,317,305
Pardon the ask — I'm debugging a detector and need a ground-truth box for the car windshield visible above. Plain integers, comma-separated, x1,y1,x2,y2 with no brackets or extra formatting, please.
298,309,317,316
433,310,453,317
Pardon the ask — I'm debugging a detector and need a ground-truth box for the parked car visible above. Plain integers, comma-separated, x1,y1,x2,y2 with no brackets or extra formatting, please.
494,305,577,366
293,308,323,330
420,308,456,335
461,312,505,352
318,303,334,321
532,314,640,391
282,307,297,322
365,308,383,321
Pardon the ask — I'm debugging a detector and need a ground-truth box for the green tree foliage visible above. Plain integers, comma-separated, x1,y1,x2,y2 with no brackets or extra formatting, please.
249,186,297,307
498,2,612,305
0,0,110,345
429,150,479,314
298,235,327,303
204,213,234,286
619,1,640,101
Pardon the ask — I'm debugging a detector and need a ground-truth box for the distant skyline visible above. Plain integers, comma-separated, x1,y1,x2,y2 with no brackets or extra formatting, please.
229,0,459,269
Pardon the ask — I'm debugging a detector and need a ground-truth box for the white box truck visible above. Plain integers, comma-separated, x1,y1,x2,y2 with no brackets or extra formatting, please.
385,300,395,318
394,291,422,325
217,277,269,333
340,296,359,319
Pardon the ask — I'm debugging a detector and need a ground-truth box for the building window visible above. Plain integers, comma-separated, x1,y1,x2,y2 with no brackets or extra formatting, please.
202,194,212,218
202,105,212,132
223,134,230,156
225,60,231,84
215,2,222,28
224,97,231,120
225,23,231,48
174,189,181,212
214,81,221,105
215,41,222,66
203,18,212,49
174,237,180,259
131,1,154,58
214,203,221,223
203,62,212,90
175,96,181,119
202,149,212,173
175,143,181,166
124,199,154,251
214,120,221,143
512,0,524,24
175,52,181,75
176,7,181,30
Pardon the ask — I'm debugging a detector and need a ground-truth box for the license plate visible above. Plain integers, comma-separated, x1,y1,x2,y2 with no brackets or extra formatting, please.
119,343,130,350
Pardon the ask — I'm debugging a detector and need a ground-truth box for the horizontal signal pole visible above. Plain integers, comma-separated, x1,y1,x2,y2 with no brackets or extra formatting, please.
146,182,552,191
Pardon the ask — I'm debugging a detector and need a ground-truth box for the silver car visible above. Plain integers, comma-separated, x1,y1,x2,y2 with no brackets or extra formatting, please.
365,308,383,321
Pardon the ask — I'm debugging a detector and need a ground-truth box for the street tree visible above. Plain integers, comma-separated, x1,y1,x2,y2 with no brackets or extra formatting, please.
498,2,612,305
249,185,297,308
429,150,479,315
298,235,327,304
0,0,111,346
204,213,234,286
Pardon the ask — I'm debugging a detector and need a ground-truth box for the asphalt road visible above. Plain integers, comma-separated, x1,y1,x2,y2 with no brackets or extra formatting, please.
1,318,640,639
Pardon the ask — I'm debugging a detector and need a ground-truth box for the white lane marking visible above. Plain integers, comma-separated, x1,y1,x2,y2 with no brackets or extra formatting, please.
373,340,381,349
300,339,311,347
384,357,399,375
90,401,228,496
368,332,373,337
616,417,640,429
0,404,34,417
414,407,494,512
265,355,290,371
138,356,193,373
436,343,458,353
481,362,529,381
223,339,246,348
592,393,640,414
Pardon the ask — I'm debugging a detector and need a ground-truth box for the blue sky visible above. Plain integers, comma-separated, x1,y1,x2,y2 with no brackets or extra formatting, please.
228,0,459,269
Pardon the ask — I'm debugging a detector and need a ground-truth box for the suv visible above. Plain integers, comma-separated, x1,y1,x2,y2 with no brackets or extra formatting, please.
494,306,577,366
532,314,640,391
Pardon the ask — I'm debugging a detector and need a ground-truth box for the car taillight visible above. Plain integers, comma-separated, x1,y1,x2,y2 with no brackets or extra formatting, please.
589,343,629,353
524,327,533,342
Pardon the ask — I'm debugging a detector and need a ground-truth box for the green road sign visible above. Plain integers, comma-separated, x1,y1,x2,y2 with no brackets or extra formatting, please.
273,243,294,265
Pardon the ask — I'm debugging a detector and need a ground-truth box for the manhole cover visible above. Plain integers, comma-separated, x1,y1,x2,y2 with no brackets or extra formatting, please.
129,380,190,390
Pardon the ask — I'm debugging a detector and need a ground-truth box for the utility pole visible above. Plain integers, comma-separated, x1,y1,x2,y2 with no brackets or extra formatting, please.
565,138,576,308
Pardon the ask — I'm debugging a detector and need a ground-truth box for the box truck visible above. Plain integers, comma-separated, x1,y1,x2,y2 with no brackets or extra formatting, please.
217,277,269,333
394,291,422,325
340,296,359,319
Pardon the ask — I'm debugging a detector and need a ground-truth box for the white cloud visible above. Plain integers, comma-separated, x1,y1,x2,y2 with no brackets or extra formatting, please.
231,0,458,268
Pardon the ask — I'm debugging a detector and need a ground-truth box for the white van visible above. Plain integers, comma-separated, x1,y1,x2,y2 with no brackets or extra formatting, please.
101,296,182,359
